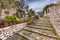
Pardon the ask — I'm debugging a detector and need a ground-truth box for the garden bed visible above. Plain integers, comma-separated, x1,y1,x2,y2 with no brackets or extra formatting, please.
0,15,28,40
0,14,35,40
0,14,29,28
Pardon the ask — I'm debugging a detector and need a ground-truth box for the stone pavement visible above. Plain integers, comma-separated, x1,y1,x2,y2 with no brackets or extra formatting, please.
6,18,60,40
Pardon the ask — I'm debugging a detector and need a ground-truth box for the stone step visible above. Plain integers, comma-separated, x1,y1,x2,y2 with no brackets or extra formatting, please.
34,24,51,26
34,23,51,25
16,33,34,40
24,27,57,37
19,29,58,40
20,31,54,40
34,22,51,24
35,21,50,23
36,20,49,22
6,34,27,40
4,17,60,40
27,26,53,30
27,25,53,30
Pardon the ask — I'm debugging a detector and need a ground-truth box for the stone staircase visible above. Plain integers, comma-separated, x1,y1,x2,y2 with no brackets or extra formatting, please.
6,18,60,40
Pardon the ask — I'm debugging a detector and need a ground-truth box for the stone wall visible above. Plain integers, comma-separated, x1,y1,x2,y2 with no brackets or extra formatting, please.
0,8,17,19
0,23,27,40
44,3,60,36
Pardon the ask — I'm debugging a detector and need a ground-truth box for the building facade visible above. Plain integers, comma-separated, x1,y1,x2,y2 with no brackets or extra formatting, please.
44,3,60,36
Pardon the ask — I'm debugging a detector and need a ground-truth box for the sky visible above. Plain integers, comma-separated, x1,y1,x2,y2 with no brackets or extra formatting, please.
25,0,57,12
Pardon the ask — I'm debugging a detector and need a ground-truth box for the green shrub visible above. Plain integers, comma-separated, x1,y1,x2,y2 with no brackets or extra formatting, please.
3,15,20,22
39,11,44,17
22,17,28,22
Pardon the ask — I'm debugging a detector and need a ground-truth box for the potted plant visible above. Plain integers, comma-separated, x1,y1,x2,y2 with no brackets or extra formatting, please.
20,19,24,23
6,16,12,26
12,21,16,25
0,25,3,28
8,16,14,25
12,14,20,24
24,17,28,22
27,18,34,25
15,20,20,24
20,18,25,23
2,17,9,27
0,23,3,28
12,15,18,25
3,21,9,27
15,17,20,24
8,15,16,25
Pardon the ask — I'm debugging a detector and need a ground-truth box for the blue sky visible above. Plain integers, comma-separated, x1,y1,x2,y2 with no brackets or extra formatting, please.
25,0,57,12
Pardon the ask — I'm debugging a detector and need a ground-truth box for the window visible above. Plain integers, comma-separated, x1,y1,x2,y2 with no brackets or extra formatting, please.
48,9,49,13
46,9,49,14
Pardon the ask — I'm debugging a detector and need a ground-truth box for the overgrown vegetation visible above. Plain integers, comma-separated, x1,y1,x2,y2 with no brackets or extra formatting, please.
2,15,20,22
39,11,44,17
43,4,56,11
28,9,35,17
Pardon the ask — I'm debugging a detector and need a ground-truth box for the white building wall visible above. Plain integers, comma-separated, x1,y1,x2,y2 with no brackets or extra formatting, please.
44,4,60,36
0,8,17,19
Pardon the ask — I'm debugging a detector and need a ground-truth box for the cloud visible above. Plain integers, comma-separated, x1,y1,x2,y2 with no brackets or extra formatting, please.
26,0,57,12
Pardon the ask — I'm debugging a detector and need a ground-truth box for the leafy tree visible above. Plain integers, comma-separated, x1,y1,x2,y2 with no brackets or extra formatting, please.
28,9,35,17
13,0,25,9
25,5,29,12
43,3,56,11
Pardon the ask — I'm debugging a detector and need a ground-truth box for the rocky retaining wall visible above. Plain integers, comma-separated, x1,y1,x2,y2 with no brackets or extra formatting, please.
0,23,27,40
